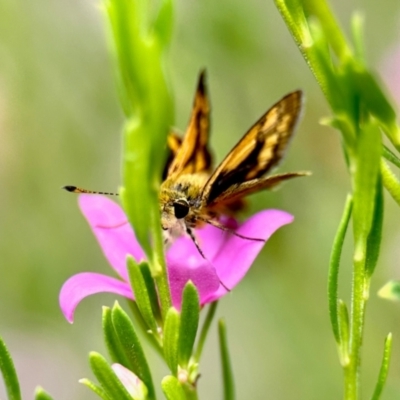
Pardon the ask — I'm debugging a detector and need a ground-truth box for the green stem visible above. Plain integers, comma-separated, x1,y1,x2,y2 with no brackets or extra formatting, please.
218,319,235,400
344,249,369,399
193,302,218,362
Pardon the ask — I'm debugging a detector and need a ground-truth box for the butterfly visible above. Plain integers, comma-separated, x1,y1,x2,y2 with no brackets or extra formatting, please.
158,71,308,254
65,71,309,257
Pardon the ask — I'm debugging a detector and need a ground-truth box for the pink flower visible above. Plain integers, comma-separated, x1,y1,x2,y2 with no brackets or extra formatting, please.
60,195,293,322
380,43,400,107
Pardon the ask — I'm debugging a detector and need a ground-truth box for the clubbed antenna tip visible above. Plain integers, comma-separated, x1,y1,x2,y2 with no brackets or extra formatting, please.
62,185,119,196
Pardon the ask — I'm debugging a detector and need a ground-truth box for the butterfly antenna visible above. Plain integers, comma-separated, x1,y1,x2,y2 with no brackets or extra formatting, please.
62,185,119,196
199,217,264,242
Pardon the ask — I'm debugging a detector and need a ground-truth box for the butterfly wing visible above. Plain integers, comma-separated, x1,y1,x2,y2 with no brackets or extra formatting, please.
162,131,182,180
201,90,304,207
166,70,212,178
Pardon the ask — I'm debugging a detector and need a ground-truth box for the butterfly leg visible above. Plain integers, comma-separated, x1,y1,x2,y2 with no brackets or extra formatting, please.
186,227,206,259
186,227,232,292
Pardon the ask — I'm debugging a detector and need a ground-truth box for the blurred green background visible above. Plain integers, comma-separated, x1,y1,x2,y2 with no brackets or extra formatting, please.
1,0,400,398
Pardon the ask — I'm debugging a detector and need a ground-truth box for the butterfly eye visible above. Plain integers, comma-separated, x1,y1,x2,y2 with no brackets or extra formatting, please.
173,200,189,219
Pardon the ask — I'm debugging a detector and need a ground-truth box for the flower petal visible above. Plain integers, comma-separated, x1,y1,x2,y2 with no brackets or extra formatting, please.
202,209,293,303
79,195,145,280
59,272,134,323
167,236,221,308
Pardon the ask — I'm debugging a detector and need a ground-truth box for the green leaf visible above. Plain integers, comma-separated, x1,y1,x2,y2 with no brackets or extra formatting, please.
365,178,384,277
153,0,174,47
381,160,400,207
337,300,350,367
194,302,218,362
111,302,155,399
34,387,54,400
163,307,181,375
383,145,400,169
178,282,200,368
371,333,392,400
303,0,351,61
328,195,352,343
351,12,365,63
350,67,400,150
218,319,235,400
126,301,164,357
79,378,111,400
161,376,186,400
378,281,400,302
0,335,21,400
89,352,132,400
103,306,132,369
352,119,381,262
127,257,159,334
274,0,311,52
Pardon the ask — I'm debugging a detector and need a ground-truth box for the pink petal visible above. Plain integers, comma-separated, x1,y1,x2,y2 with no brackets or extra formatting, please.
167,236,221,308
79,195,145,281
59,272,134,323
380,45,400,107
203,210,293,303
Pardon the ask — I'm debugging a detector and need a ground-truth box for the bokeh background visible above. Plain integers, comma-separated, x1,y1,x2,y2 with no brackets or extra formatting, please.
1,0,400,398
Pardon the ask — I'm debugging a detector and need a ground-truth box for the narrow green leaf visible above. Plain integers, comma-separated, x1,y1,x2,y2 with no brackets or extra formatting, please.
337,300,350,367
126,301,163,356
139,261,162,323
0,336,21,400
352,120,381,261
103,306,132,369
351,12,365,63
274,0,311,52
365,178,384,277
218,319,235,400
161,376,186,400
194,302,218,362
34,387,54,400
383,145,400,169
89,352,132,400
127,257,159,334
164,308,181,375
378,281,400,302
328,195,352,343
178,282,200,368
80,378,111,400
381,160,400,207
303,0,351,61
111,302,155,399
153,0,174,47
350,68,400,150
371,333,392,400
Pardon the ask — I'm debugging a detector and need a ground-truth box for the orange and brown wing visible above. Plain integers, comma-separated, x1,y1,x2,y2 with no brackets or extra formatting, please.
162,131,182,180
166,70,212,178
201,90,304,207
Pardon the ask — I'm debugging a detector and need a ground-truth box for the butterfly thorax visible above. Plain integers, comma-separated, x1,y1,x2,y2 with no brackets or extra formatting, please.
159,172,214,240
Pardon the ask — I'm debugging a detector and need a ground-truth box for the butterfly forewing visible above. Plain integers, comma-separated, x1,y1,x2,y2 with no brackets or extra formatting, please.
201,90,303,206
167,70,212,178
